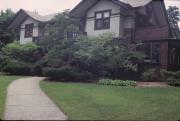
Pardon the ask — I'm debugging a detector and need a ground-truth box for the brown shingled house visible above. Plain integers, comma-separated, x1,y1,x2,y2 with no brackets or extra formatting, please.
70,0,180,70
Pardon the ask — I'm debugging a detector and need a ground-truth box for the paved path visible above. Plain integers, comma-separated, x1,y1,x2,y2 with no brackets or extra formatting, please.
5,77,68,120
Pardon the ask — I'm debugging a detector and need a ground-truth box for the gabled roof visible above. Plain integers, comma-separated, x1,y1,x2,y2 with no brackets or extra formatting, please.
8,9,57,29
70,0,152,18
23,9,57,22
119,0,152,8
70,0,131,18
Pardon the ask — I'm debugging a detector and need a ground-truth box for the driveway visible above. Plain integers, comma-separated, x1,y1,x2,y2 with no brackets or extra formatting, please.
4,77,68,120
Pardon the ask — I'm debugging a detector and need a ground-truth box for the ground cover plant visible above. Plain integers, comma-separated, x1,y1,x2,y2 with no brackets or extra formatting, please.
99,79,137,86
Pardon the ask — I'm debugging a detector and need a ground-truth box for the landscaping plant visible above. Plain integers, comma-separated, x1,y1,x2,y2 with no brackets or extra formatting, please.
99,79,137,86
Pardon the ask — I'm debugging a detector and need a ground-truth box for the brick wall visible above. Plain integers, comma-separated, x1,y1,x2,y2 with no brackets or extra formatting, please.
160,42,169,69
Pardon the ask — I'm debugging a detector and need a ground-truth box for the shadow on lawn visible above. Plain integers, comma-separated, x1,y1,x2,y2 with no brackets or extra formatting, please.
43,77,98,84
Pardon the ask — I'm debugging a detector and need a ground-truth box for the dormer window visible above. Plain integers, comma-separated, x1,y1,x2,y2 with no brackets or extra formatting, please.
25,23,34,38
95,10,111,30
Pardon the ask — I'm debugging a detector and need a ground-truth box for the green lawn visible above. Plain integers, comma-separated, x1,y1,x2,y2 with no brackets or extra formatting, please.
0,75,22,119
40,81,180,120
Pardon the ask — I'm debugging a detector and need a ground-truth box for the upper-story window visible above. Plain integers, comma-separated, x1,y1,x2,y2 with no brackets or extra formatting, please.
25,23,34,38
95,10,111,30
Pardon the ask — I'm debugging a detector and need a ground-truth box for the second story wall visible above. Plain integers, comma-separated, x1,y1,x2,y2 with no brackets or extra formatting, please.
20,17,39,44
85,0,123,37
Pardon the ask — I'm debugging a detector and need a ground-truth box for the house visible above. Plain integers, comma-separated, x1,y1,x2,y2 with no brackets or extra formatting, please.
8,9,57,44
70,0,180,70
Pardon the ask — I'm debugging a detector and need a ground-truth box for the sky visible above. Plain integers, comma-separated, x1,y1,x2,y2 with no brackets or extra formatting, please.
0,0,180,25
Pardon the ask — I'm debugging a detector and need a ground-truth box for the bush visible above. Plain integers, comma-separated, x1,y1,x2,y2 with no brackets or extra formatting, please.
166,78,180,87
142,69,159,81
42,66,94,82
0,41,43,75
99,79,137,86
2,59,31,75
141,68,166,81
161,70,180,79
2,41,42,63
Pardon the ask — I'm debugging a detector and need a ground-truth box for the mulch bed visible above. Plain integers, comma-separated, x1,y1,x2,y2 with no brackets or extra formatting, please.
137,82,171,87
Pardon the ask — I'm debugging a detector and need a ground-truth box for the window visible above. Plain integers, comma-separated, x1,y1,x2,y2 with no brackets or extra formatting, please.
95,10,111,30
25,23,34,38
137,43,160,63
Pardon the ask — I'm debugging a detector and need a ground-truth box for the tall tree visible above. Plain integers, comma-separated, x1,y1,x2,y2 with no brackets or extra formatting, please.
40,10,80,51
167,6,180,39
0,9,17,49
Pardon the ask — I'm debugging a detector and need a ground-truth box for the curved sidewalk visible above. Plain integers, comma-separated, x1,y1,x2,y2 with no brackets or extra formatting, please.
5,77,67,120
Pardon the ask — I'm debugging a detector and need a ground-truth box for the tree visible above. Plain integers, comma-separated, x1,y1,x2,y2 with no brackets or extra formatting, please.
39,10,80,51
167,6,180,39
40,11,144,80
0,9,17,49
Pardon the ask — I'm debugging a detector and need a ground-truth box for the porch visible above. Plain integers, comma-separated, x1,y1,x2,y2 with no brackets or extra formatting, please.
137,39,180,70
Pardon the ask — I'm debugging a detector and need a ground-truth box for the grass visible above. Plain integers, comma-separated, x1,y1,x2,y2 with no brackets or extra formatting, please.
40,81,180,120
0,75,23,119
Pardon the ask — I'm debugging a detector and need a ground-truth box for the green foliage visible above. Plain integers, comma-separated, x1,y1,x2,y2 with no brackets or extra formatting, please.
161,70,180,79
0,42,43,75
167,6,180,38
39,10,80,51
161,70,180,86
142,68,164,81
38,10,144,80
2,41,41,63
42,33,144,80
142,69,156,81
166,78,180,87
142,69,180,86
99,79,137,86
2,59,31,75
0,9,17,48
42,66,93,82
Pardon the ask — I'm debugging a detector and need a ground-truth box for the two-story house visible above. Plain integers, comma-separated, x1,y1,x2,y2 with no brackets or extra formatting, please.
8,9,57,44
8,0,180,70
70,0,180,70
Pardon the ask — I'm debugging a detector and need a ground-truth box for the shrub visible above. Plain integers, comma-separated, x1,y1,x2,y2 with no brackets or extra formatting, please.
2,59,31,75
142,69,157,81
161,70,180,79
99,79,137,86
141,68,164,81
166,78,180,87
0,41,43,75
42,66,94,82
2,41,42,63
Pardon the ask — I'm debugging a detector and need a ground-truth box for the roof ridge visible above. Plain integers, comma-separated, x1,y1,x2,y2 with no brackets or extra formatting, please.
20,9,56,22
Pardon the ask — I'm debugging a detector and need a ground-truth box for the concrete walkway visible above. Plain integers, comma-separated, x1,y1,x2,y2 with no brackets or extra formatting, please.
5,77,68,120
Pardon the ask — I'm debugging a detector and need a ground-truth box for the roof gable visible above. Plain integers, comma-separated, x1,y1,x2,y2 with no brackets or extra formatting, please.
70,0,152,17
8,9,57,29
119,0,152,7
70,0,131,18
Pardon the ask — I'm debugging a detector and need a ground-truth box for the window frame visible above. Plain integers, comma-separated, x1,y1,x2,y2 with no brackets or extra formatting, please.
94,10,111,30
24,23,34,38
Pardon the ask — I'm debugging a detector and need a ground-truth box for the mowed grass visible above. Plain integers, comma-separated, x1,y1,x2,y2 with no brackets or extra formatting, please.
40,81,180,120
0,75,23,119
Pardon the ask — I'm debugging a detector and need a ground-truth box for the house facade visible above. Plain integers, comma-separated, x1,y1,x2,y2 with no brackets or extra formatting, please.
70,0,180,70
8,9,56,44
8,0,180,70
